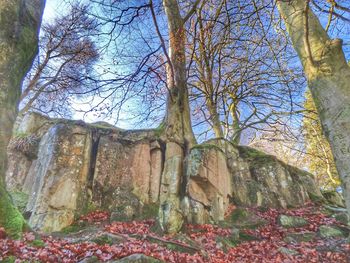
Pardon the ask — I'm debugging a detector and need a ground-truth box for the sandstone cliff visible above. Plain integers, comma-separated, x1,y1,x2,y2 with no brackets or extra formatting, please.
6,113,325,232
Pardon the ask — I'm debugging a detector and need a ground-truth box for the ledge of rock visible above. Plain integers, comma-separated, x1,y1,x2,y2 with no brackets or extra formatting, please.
6,112,327,232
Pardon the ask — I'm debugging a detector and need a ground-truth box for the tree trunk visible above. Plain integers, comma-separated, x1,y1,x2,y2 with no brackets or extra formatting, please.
207,100,224,138
229,104,241,144
0,0,45,238
159,0,196,234
277,0,350,215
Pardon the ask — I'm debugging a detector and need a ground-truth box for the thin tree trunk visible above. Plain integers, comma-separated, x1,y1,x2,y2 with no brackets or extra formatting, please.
195,2,224,139
207,100,224,138
229,104,241,144
277,0,350,215
159,0,196,234
0,0,45,238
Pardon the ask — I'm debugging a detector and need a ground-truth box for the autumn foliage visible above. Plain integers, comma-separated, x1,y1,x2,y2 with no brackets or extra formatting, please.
0,204,349,262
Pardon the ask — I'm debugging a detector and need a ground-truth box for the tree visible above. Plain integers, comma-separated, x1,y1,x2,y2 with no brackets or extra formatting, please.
91,0,200,233
155,0,198,234
277,0,350,214
188,0,305,144
0,0,46,237
303,90,340,189
19,4,99,117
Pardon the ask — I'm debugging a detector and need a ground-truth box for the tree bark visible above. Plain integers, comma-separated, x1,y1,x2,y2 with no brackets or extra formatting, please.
159,0,196,234
277,0,350,215
229,103,241,144
207,100,224,138
0,0,45,238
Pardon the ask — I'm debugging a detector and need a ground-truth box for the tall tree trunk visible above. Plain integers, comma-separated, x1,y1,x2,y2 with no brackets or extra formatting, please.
277,0,350,215
159,0,196,234
0,0,45,238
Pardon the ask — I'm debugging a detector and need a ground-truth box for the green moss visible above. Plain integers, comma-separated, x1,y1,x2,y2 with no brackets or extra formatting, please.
154,122,166,138
93,235,114,245
238,146,269,158
12,131,29,138
216,236,239,252
237,146,276,168
90,122,116,130
2,256,41,263
239,232,259,241
226,207,267,230
2,256,16,263
29,239,45,248
230,208,249,222
0,185,26,239
247,181,260,204
17,26,37,63
191,143,224,153
140,203,159,220
256,206,269,213
60,224,86,234
309,192,324,204
9,191,29,213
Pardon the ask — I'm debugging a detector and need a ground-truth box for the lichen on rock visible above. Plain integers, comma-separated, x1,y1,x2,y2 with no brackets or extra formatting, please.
5,113,325,232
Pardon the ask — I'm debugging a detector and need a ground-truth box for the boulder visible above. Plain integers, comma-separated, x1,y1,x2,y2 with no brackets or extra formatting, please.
224,208,267,229
278,247,299,256
5,113,323,232
114,254,163,263
278,215,308,228
26,123,93,232
319,225,349,238
237,146,322,208
333,212,349,225
185,145,232,223
6,113,52,191
284,232,316,243
321,190,345,207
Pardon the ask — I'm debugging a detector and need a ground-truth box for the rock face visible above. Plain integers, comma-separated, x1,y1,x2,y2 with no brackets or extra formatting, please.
277,215,308,228
6,113,325,232
27,124,92,232
184,145,232,223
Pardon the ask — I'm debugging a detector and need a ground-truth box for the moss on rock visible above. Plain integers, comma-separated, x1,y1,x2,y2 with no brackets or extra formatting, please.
9,191,29,214
29,239,45,248
277,215,308,228
191,143,224,153
237,146,277,167
224,208,267,229
0,185,26,239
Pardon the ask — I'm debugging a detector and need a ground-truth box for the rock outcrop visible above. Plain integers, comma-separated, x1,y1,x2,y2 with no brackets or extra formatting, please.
6,112,325,232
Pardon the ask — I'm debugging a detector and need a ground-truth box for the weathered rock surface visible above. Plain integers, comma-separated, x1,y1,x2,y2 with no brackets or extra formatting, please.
318,225,349,238
113,254,164,263
26,123,92,232
6,113,325,232
278,215,308,228
221,208,267,229
184,145,232,223
284,232,316,243
321,190,345,207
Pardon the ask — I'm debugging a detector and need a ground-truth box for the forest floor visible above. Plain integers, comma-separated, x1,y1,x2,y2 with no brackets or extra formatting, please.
0,203,349,263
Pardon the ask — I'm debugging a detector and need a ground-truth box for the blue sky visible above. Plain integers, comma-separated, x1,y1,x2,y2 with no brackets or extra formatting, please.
40,0,138,128
39,0,350,134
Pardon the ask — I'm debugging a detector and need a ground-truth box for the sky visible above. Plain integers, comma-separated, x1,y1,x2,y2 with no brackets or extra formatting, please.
40,0,137,128
39,0,350,134
43,0,67,23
